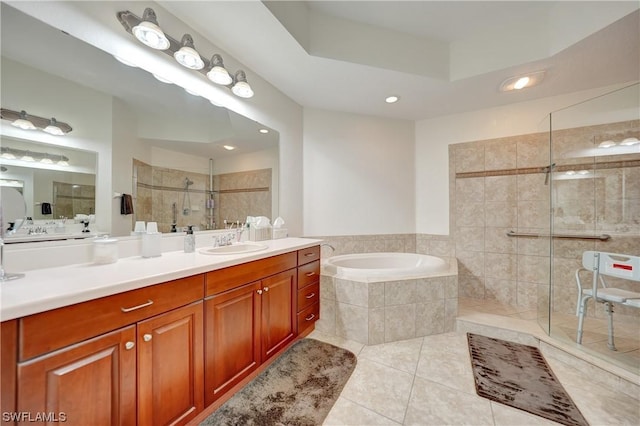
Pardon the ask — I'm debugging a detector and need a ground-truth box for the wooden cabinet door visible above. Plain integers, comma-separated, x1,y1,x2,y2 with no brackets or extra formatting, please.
204,282,261,406
137,302,203,426
260,269,296,362
16,326,136,426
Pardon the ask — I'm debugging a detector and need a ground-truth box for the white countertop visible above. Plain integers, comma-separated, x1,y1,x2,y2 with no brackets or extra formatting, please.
0,237,321,321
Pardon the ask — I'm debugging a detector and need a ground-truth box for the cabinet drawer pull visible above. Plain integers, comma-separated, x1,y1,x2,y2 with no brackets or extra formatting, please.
305,292,316,299
125,341,135,350
305,313,315,321
143,334,152,342
120,299,154,312
305,272,316,277
263,286,269,292
256,289,263,295
304,253,315,257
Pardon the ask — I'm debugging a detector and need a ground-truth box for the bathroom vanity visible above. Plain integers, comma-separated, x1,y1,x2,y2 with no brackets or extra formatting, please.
0,238,320,426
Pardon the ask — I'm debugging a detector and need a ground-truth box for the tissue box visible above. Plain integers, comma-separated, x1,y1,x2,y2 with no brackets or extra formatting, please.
272,228,288,239
249,226,272,242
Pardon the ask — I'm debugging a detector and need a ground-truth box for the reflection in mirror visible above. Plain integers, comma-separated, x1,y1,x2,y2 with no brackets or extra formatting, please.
1,3,279,239
0,187,26,280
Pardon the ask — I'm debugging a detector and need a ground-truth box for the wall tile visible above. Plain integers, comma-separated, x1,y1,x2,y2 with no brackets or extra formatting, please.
485,138,517,170
415,278,445,301
385,304,416,342
485,253,517,280
484,278,517,305
416,300,445,336
385,280,417,306
485,202,517,228
369,308,385,345
485,176,517,202
455,227,485,252
455,144,485,173
336,303,369,343
335,279,369,307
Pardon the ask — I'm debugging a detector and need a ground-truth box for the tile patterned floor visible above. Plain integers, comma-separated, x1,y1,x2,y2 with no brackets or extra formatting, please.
310,298,640,426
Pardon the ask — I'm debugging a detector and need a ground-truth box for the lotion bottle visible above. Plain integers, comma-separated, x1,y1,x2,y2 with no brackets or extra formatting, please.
184,225,195,253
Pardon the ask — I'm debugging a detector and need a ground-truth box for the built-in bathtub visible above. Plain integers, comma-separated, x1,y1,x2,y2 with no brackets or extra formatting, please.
318,252,458,345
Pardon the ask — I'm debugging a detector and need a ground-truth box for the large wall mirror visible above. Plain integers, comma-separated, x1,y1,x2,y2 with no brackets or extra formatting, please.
1,3,279,240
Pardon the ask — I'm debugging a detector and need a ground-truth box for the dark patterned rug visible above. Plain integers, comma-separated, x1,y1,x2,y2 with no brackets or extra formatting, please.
467,333,588,426
200,338,357,426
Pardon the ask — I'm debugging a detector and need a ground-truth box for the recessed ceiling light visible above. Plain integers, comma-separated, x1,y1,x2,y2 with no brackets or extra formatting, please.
223,145,235,150
500,70,545,92
259,128,269,134
385,95,399,104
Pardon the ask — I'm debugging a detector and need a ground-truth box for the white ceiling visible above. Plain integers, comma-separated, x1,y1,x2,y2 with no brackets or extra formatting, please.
160,0,640,120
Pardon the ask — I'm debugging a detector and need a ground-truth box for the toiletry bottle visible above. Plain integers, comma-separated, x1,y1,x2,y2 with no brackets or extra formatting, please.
184,225,195,253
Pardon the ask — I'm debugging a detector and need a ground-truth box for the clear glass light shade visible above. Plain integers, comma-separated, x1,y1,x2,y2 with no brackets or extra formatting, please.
21,154,35,162
207,66,232,85
40,157,54,164
57,160,69,166
232,81,254,98
132,21,170,50
1,152,16,160
174,46,204,70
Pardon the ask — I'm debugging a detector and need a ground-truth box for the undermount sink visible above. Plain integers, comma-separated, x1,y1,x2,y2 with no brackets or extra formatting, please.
199,243,269,255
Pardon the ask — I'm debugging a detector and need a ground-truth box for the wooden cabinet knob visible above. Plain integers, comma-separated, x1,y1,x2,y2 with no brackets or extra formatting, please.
143,334,152,342
263,286,269,292
125,341,135,350
256,289,263,295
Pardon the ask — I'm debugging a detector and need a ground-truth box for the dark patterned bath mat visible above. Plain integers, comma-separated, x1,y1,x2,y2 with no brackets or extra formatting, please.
200,338,357,426
467,333,588,426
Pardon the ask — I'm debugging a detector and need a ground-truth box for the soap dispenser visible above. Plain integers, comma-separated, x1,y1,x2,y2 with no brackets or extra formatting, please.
184,225,195,253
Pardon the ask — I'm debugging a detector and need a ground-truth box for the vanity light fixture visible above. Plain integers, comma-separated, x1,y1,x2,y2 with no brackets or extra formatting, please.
114,56,138,67
132,8,170,50
174,34,205,70
598,140,616,148
117,9,254,99
11,110,36,130
43,118,65,136
231,70,254,98
0,147,70,166
153,73,173,84
385,95,399,104
207,54,233,85
1,108,72,135
620,137,639,146
500,70,545,92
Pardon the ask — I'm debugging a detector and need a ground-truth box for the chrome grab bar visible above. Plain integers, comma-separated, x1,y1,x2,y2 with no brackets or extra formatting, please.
506,231,611,241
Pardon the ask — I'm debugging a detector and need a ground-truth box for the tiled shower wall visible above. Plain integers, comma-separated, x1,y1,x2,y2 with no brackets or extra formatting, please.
451,119,640,322
133,159,272,233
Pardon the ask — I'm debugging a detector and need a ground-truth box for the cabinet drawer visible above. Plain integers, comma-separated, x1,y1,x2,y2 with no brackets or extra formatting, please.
206,252,297,296
297,302,319,333
297,245,320,265
297,282,319,312
297,261,320,289
19,274,204,361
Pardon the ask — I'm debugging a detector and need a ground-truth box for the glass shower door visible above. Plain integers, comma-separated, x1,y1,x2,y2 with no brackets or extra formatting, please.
548,83,639,374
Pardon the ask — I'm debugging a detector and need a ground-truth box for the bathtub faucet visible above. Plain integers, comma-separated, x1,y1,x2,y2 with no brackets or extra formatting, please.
321,243,335,252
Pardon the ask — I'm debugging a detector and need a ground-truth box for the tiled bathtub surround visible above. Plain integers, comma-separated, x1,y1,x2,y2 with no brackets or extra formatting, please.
317,264,458,345
312,233,454,259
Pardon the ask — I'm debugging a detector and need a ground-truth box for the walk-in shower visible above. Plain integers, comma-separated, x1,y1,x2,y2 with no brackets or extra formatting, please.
543,83,639,375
